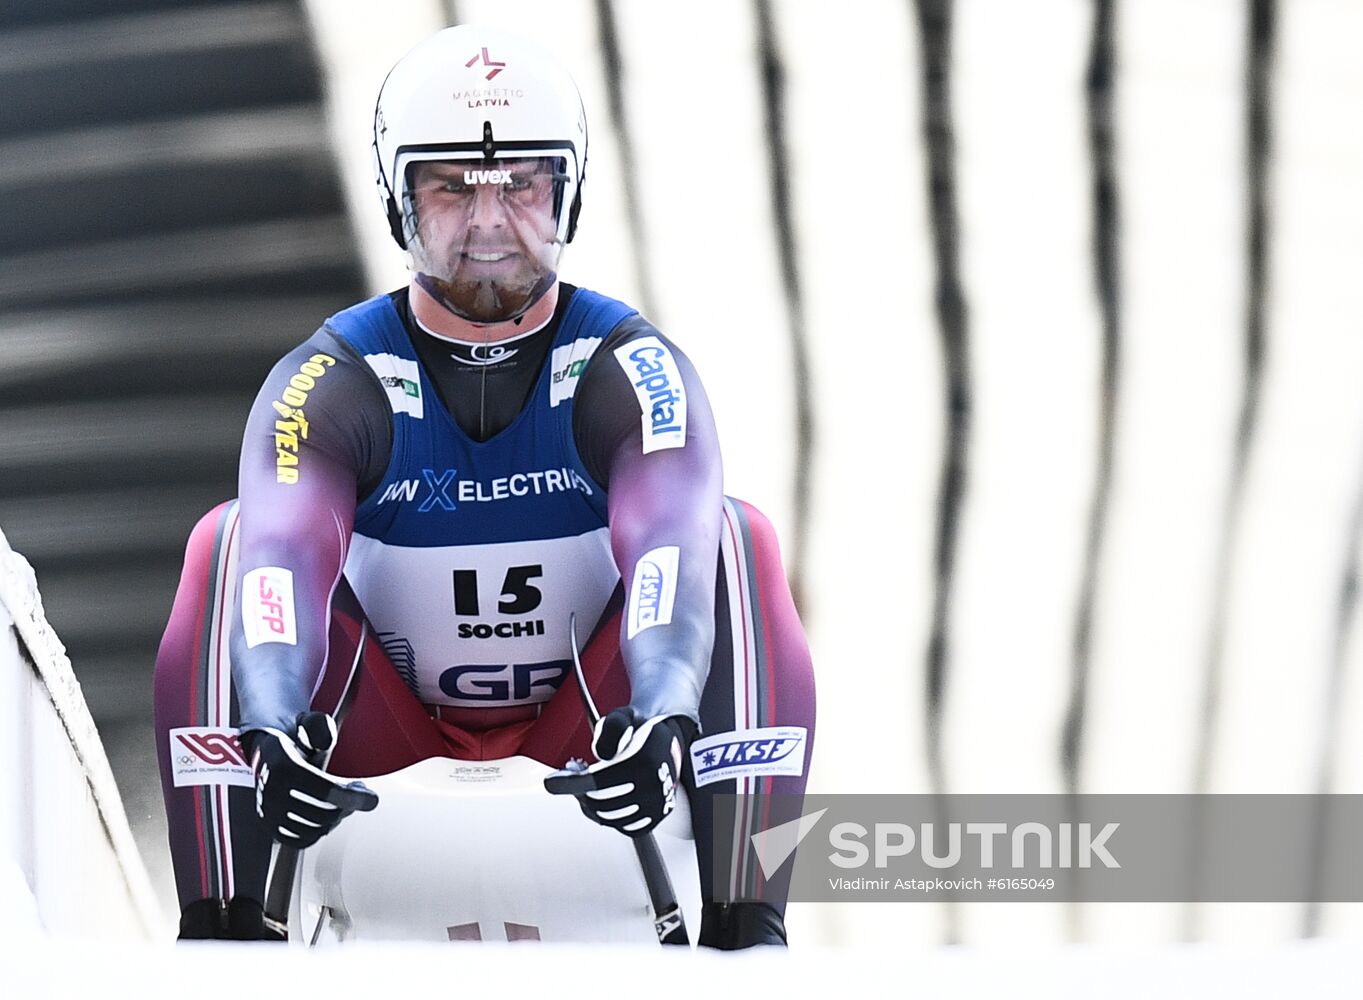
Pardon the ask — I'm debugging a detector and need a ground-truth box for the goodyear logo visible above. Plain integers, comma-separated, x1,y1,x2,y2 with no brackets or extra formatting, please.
273,353,335,484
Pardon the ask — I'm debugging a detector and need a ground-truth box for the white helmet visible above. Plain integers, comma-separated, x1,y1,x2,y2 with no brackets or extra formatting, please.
372,25,588,322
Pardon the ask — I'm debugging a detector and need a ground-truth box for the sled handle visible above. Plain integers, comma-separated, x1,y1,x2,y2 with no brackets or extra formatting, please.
262,619,368,940
569,613,690,947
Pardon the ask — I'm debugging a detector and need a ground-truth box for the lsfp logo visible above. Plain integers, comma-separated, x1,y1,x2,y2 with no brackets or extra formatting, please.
242,567,297,648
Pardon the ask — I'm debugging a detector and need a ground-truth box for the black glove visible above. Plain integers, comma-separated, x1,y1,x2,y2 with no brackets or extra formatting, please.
241,711,378,848
544,707,693,837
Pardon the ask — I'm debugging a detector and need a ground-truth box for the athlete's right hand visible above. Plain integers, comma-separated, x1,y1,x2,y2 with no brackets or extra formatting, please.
240,712,379,848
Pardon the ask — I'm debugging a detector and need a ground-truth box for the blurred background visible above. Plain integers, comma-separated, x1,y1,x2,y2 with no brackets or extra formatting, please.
2,0,1363,947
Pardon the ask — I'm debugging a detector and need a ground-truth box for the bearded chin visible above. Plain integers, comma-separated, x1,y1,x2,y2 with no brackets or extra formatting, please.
415,270,557,324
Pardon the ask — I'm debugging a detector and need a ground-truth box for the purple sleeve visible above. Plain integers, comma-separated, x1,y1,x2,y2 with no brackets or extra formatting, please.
574,325,724,724
229,333,391,733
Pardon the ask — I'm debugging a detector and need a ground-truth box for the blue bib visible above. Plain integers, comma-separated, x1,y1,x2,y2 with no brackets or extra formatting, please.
327,288,636,709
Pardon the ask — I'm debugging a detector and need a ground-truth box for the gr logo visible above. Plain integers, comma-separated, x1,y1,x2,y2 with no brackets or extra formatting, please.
438,660,570,704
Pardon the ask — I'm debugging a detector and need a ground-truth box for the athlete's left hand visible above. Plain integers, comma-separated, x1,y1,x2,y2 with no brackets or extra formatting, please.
544,707,694,837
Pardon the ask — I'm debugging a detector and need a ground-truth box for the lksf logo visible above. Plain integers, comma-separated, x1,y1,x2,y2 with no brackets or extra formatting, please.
690,726,807,787
627,545,678,639
635,562,665,621
697,736,800,774
463,169,514,185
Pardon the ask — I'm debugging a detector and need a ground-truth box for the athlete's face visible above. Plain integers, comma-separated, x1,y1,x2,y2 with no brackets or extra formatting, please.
407,158,562,324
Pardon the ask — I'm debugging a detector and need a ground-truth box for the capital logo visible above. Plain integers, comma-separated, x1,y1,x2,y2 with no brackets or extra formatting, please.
613,337,687,454
465,47,505,80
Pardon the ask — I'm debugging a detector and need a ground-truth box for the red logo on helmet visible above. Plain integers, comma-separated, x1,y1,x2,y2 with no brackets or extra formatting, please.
465,47,505,81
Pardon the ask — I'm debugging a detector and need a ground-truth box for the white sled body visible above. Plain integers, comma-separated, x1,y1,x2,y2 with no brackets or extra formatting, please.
291,756,701,945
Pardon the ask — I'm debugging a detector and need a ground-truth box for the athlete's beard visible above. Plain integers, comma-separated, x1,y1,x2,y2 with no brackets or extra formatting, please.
410,203,561,323
414,268,557,325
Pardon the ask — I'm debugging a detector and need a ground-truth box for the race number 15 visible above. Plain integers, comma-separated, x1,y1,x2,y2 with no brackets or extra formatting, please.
451,564,544,616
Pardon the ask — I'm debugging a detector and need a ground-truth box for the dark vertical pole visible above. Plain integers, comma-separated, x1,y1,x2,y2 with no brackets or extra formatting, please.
1195,0,1275,805
1186,0,1275,941
914,0,968,946
1062,0,1121,796
753,0,814,608
594,0,661,325
1062,0,1121,943
443,1,461,26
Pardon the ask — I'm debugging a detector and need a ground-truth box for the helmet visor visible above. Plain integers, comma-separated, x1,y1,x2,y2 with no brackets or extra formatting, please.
402,156,571,323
